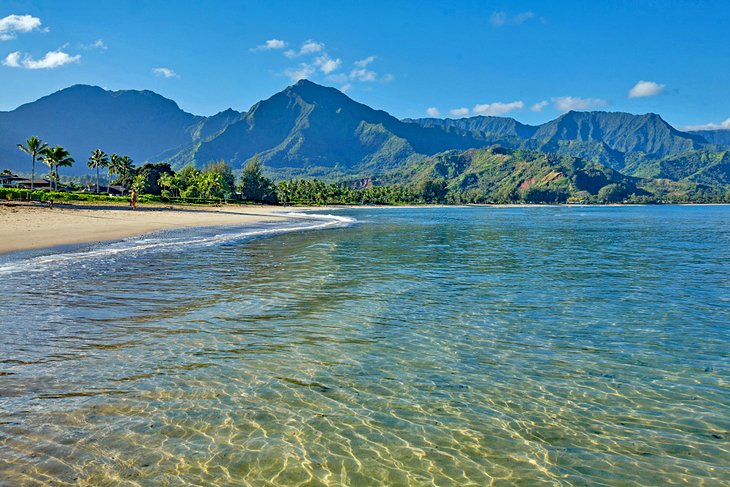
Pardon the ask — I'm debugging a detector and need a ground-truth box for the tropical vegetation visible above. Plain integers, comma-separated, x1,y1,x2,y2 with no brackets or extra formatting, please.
39,146,75,191
6,132,730,206
87,149,109,193
17,136,47,190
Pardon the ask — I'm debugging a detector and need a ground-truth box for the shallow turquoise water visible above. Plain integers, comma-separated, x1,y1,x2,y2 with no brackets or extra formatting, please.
1,206,728,485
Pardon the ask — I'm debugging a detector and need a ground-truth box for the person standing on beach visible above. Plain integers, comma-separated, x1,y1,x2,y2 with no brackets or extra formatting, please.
130,189,138,210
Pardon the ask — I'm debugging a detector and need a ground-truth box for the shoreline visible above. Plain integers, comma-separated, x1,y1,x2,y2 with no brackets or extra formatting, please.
0,201,320,255
3,201,727,255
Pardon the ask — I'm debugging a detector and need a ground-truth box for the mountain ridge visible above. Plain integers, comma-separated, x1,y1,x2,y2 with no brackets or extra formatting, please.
0,81,728,183
0,84,244,174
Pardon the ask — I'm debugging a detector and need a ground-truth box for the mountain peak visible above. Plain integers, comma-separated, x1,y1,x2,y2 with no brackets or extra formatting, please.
286,79,343,98
293,78,317,87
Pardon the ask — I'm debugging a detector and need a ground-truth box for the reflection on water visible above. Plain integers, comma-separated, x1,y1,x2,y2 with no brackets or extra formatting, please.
1,206,729,485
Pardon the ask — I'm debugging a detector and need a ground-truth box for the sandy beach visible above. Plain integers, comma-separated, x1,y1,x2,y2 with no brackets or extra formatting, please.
0,201,313,255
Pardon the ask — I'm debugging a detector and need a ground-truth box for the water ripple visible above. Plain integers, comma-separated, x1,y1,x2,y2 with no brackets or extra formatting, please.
0,206,728,485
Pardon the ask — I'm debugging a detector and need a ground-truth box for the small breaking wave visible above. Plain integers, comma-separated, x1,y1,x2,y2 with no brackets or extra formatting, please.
0,213,355,276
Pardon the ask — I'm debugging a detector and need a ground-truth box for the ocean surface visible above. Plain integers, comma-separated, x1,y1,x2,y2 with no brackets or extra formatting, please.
0,206,728,486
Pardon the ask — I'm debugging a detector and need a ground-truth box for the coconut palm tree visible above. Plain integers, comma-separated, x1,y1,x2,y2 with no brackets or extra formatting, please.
39,146,74,190
55,156,74,191
118,155,134,181
157,172,178,197
17,136,48,190
107,153,121,189
87,149,109,193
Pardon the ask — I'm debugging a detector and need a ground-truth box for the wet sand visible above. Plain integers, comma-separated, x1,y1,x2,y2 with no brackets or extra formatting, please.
0,201,313,254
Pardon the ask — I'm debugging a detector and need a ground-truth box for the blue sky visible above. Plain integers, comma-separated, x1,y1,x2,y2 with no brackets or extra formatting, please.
1,0,729,129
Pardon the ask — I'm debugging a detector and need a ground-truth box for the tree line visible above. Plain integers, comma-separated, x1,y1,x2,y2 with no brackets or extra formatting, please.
17,135,724,205
13,136,434,204
17,136,134,192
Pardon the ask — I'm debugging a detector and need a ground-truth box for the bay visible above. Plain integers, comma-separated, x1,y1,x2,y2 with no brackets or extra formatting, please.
1,206,728,485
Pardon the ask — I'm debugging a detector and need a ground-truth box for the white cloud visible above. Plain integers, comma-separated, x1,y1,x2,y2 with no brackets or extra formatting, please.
251,38,287,52
531,100,549,112
327,57,394,86
553,96,608,112
489,11,535,27
473,100,524,116
682,118,730,131
449,107,470,117
284,62,316,81
2,52,20,67
350,67,376,81
0,14,44,41
628,80,665,98
3,50,80,69
285,46,391,88
300,40,324,55
153,67,179,78
354,56,376,68
327,73,348,83
80,39,107,50
426,107,440,117
285,39,324,58
314,54,341,74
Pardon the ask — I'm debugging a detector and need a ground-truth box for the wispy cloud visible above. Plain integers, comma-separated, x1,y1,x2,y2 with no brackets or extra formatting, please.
628,80,665,98
349,67,376,81
314,54,341,74
284,63,316,82
283,42,338,81
0,14,45,41
473,100,524,116
79,39,107,50
284,39,324,58
153,67,179,78
531,100,549,112
489,11,535,27
325,56,393,90
449,107,469,117
354,56,376,68
250,38,286,52
276,42,391,91
553,96,608,112
682,118,730,131
300,40,324,55
3,50,80,69
426,107,440,117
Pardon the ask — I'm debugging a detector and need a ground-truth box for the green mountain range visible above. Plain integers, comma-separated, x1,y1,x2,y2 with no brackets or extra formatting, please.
405,111,709,171
0,84,244,173
1,80,728,196
181,80,488,176
392,147,645,204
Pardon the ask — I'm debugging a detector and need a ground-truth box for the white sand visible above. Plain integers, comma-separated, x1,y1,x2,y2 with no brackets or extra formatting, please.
0,201,313,254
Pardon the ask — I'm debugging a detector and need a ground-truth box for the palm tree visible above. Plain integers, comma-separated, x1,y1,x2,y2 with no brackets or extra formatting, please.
87,149,109,193
158,172,179,197
39,146,74,190
107,153,121,190
118,155,134,181
17,136,48,190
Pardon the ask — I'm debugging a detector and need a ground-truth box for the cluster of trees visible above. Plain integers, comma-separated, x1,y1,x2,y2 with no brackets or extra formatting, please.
120,156,429,205
17,136,134,193
17,136,76,191
132,161,236,200
86,149,134,192
275,179,422,205
14,135,729,206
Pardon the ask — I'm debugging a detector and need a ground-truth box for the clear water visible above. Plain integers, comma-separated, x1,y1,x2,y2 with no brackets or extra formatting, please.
0,206,728,486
